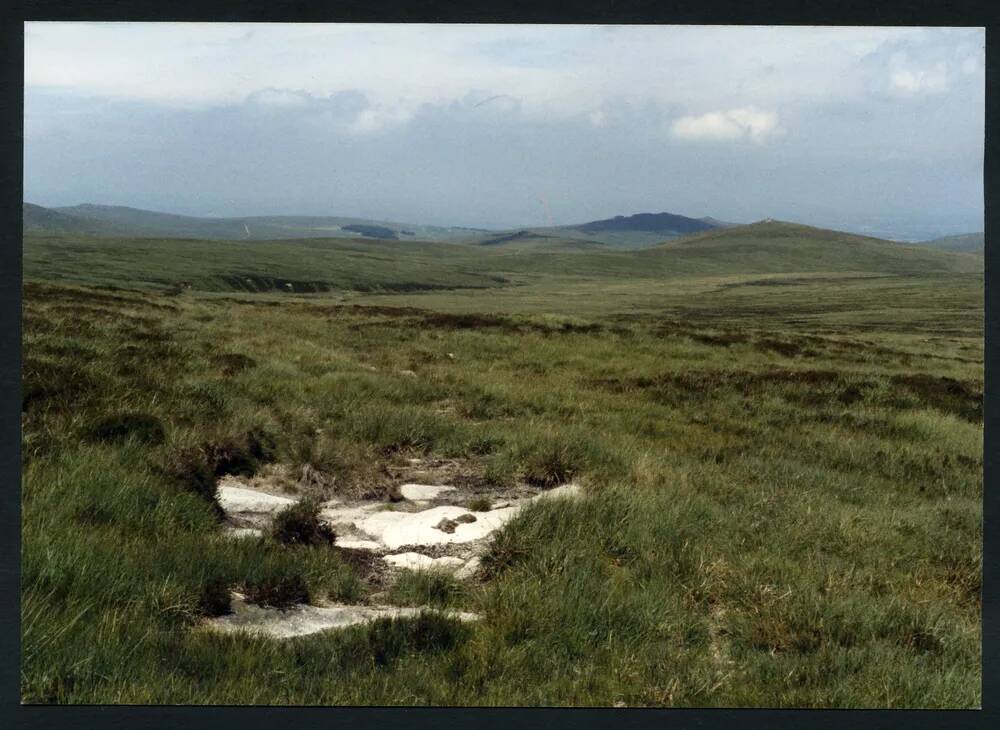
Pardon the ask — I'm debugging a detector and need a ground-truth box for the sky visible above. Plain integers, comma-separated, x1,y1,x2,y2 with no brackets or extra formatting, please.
24,23,985,239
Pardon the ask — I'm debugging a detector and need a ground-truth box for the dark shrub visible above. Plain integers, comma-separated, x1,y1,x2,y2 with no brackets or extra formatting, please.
271,500,336,546
164,447,219,509
198,577,232,616
243,574,310,608
83,413,166,445
209,439,258,477
522,439,583,488
245,426,279,463
163,429,278,517
467,496,493,512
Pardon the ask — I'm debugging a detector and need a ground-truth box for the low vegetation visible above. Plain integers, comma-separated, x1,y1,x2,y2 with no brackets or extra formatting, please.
20,224,982,706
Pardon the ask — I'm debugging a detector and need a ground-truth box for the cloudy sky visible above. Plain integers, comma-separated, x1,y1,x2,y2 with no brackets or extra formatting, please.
24,23,984,239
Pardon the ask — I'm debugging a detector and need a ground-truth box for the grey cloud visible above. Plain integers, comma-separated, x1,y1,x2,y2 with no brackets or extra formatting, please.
23,26,984,238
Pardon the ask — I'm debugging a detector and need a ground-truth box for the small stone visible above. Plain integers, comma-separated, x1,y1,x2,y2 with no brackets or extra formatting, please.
434,517,458,533
454,513,477,524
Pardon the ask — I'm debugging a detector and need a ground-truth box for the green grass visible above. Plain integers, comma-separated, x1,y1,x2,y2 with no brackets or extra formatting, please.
20,226,982,706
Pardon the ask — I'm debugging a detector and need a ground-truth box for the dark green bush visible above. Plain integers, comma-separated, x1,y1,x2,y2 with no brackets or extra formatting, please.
243,574,309,608
271,500,335,547
198,577,232,617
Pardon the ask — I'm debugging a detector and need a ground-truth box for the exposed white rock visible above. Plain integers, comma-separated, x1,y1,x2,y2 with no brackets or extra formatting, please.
206,596,479,639
532,483,581,502
383,552,466,571
335,537,385,552
216,471,583,573
217,482,296,522
399,483,456,501
319,501,385,521
356,504,522,550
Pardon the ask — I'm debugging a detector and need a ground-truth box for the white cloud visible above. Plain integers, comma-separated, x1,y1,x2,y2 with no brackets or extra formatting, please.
246,88,313,107
889,60,949,94
347,105,415,135
672,107,782,143
24,23,931,117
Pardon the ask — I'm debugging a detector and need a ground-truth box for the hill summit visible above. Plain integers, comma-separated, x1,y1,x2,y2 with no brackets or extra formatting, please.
576,211,718,236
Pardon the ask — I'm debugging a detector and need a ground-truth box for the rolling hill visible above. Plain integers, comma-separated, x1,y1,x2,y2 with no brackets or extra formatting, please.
25,202,740,250
476,211,731,249
637,220,984,276
23,202,486,242
22,218,982,297
577,211,718,236
22,203,129,237
912,232,984,255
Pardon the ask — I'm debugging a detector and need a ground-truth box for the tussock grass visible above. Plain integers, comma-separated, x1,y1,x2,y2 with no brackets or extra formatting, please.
387,570,470,610
270,500,335,547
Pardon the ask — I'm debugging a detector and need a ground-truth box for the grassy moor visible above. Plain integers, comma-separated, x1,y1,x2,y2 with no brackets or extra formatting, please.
21,221,983,706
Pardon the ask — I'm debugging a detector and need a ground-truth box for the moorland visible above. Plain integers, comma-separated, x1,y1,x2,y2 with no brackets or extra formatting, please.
21,212,983,706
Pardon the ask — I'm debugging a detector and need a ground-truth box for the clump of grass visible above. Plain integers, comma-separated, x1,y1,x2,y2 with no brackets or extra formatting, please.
518,431,592,487
361,613,472,667
243,574,310,609
467,496,493,512
22,356,98,413
387,570,468,609
483,452,518,488
348,403,464,455
83,412,166,445
163,427,279,507
197,577,232,617
213,352,257,375
181,380,233,417
270,500,335,547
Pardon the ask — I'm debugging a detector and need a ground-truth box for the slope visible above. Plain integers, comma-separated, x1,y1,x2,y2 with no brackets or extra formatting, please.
912,232,984,255
27,203,485,242
23,220,982,300
636,220,984,276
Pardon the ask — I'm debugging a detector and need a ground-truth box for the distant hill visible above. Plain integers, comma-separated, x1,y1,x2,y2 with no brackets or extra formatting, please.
27,201,736,250
577,211,718,236
475,210,726,249
22,203,129,237
23,217,981,294
912,232,984,255
637,220,983,276
23,202,481,242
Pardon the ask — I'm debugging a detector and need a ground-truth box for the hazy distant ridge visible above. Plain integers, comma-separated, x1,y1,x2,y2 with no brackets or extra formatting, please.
911,232,984,255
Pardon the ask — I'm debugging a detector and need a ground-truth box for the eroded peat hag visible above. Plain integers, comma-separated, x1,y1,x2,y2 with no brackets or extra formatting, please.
20,267,982,706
